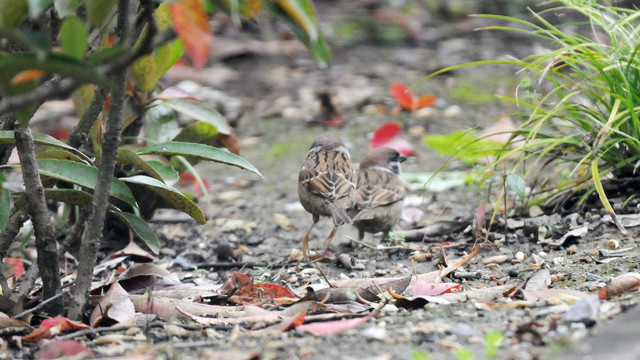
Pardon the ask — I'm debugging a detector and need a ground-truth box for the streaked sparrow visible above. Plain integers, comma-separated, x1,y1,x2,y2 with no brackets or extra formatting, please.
352,147,406,241
298,133,356,258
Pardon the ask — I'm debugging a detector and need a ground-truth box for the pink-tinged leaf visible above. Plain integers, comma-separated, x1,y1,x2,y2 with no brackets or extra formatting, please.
131,295,243,319
2,257,24,278
370,122,414,156
22,317,90,342
228,283,297,305
155,86,199,101
169,0,212,68
34,340,92,359
90,282,135,327
297,313,373,336
410,280,460,296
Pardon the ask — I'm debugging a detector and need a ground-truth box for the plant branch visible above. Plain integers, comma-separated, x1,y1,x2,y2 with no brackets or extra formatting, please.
0,207,28,258
14,127,62,315
68,87,110,149
67,0,131,320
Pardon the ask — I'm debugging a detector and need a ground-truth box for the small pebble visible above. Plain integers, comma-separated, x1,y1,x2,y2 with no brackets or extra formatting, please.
529,205,544,217
508,269,518,278
443,105,461,117
566,245,578,255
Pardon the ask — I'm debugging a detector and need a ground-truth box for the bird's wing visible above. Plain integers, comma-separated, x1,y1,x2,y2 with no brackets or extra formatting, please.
356,168,405,209
299,150,356,202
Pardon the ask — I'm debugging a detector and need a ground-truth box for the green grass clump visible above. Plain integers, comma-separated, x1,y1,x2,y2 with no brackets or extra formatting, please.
421,1,640,231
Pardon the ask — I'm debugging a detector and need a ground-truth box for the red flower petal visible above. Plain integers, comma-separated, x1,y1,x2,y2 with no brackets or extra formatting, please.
390,82,437,110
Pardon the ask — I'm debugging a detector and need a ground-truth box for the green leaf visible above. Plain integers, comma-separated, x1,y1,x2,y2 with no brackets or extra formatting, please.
156,99,230,135
120,175,205,224
54,0,82,17
27,0,53,19
172,121,218,144
0,130,92,163
34,158,137,206
0,53,112,88
143,105,182,143
88,45,127,65
37,149,88,163
86,0,117,27
137,141,263,178
0,174,9,232
265,0,330,68
117,148,179,184
424,131,503,164
112,210,160,254
0,0,28,29
59,16,88,59
148,160,180,185
505,173,526,200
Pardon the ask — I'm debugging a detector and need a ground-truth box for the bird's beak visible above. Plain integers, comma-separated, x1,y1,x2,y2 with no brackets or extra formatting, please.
399,154,407,163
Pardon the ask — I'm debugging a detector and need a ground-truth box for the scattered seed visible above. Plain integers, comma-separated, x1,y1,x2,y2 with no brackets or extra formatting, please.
608,239,620,250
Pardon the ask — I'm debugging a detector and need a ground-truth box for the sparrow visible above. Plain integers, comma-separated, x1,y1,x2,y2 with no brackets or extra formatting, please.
351,147,406,242
298,133,357,258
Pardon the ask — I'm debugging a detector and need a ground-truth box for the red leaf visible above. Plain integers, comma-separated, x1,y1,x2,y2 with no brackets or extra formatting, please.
370,122,414,156
3,257,24,278
390,82,436,110
34,340,92,359
169,0,212,68
228,283,296,305
390,82,414,110
22,317,90,342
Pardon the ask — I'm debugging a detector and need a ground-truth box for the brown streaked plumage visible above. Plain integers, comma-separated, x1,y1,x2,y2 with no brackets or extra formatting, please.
352,147,406,242
298,133,357,258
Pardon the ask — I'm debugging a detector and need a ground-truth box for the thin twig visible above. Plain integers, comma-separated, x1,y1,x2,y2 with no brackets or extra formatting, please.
54,321,233,341
345,236,407,250
12,292,64,319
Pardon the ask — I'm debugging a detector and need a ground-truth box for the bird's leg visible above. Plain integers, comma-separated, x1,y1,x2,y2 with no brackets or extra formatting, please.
303,214,319,259
379,231,390,243
352,229,365,249
323,225,339,250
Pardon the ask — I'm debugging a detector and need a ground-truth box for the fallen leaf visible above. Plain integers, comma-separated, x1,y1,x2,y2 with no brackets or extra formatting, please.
34,339,92,359
131,295,244,319
370,122,415,156
297,307,379,336
598,273,640,299
22,317,90,342
2,257,24,278
390,82,436,110
245,312,306,336
228,283,296,305
219,271,253,295
177,305,281,325
110,239,157,263
410,280,460,296
90,282,135,327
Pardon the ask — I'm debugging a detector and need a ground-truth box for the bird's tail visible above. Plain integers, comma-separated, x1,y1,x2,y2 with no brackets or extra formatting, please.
328,203,351,226
351,208,374,222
